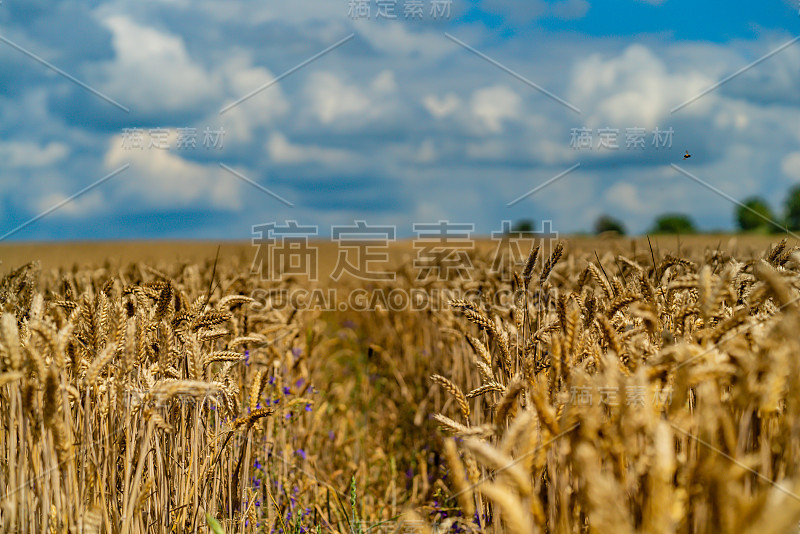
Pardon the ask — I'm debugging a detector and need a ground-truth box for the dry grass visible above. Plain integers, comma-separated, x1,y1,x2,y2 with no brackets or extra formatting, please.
2,236,800,533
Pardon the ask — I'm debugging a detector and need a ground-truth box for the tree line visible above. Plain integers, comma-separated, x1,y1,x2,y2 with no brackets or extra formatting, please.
592,184,800,235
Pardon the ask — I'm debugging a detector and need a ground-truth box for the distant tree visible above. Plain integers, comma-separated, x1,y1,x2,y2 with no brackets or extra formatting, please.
649,213,697,234
736,197,777,232
511,219,534,233
594,215,626,235
785,185,800,231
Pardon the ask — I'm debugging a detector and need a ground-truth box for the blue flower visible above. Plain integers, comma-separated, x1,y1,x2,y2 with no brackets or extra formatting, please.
283,386,291,395
304,403,312,412
244,350,250,365
297,449,306,460
269,376,276,385
254,459,262,470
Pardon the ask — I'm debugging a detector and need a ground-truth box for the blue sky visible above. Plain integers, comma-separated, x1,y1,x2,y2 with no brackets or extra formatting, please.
0,0,799,240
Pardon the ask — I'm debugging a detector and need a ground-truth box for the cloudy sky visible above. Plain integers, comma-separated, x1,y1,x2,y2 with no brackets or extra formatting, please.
0,0,799,240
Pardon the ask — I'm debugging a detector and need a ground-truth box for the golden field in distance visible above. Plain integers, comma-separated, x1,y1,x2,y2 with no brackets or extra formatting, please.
0,234,792,274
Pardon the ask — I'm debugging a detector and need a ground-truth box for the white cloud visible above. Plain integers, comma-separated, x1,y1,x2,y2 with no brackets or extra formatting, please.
781,152,800,183
104,131,241,210
305,71,370,124
721,37,800,107
415,139,437,163
569,44,713,128
480,0,548,23
713,110,749,131
97,15,291,129
215,52,290,144
551,0,590,20
470,85,522,133
34,191,104,218
604,182,652,215
371,70,397,93
384,138,440,166
0,142,68,168
304,70,399,125
192,0,344,24
535,139,576,165
423,93,461,119
357,22,453,60
267,132,354,165
97,15,217,113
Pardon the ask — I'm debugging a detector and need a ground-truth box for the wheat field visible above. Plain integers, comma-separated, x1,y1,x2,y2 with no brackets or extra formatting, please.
2,236,800,533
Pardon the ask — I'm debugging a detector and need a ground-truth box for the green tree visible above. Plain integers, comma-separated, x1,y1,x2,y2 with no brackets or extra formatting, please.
649,213,697,234
511,219,534,233
785,185,800,231
594,215,626,235
736,196,777,233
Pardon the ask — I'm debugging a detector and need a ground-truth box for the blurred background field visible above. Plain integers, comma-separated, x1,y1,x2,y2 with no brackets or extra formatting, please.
1,234,793,274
